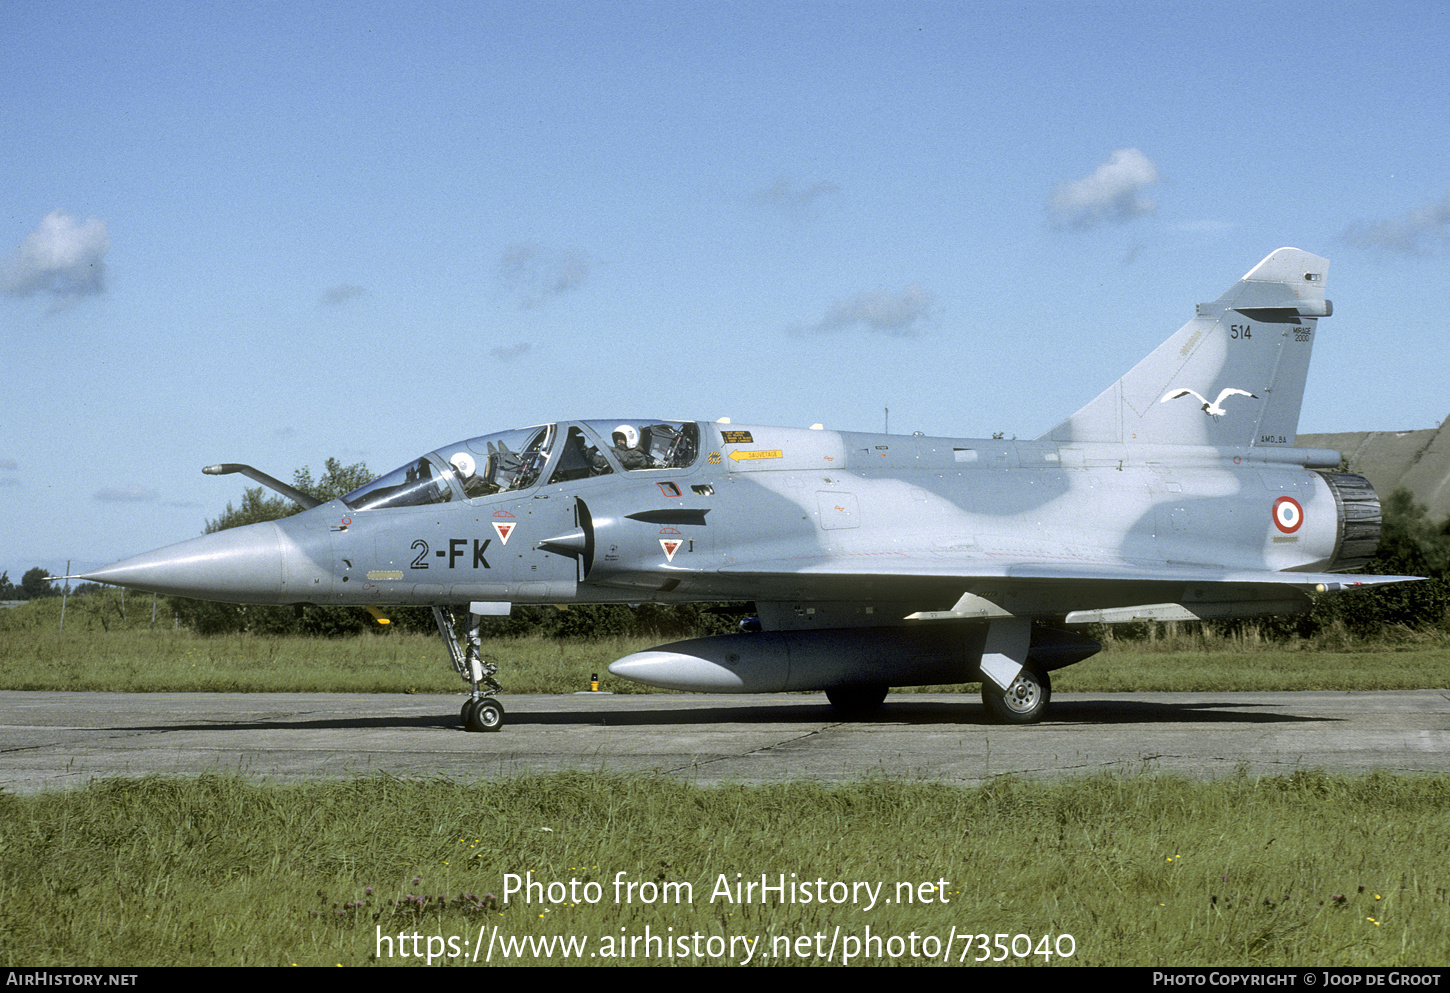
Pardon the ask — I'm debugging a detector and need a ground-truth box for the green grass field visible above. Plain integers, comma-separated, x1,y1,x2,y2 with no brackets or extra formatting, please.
5,587,1448,696
3,771,1447,967
3,624,1448,695
3,599,1447,967
5,587,1448,695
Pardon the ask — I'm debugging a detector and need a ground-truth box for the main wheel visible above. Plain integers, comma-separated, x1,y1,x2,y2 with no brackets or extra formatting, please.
826,684,889,717
463,697,505,732
981,662,1050,724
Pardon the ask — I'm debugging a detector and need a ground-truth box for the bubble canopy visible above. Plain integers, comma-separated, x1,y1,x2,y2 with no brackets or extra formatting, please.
340,420,699,511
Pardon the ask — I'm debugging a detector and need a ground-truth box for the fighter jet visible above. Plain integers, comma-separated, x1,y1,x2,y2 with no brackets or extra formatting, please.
81,248,1416,731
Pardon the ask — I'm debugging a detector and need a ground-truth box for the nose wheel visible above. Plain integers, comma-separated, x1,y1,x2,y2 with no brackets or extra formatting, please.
435,606,505,732
461,696,505,732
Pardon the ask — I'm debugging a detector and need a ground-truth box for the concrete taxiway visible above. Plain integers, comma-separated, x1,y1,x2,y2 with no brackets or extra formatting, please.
1,689,1446,794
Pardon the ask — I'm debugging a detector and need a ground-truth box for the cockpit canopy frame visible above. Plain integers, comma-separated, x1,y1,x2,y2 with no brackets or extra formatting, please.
341,420,699,511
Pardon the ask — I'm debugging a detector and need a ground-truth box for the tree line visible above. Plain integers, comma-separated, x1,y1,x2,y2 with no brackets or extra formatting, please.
0,567,68,601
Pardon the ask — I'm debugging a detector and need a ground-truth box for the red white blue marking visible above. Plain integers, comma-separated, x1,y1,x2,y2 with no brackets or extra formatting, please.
1272,496,1303,534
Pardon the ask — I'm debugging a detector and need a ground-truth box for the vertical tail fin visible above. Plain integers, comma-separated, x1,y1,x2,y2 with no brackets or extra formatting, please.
1042,248,1331,448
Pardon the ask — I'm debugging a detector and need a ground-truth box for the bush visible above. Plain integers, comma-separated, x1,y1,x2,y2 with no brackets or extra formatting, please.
166,599,379,638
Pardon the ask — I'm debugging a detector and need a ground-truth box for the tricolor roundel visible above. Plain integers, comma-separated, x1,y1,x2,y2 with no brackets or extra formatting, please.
1272,496,1303,534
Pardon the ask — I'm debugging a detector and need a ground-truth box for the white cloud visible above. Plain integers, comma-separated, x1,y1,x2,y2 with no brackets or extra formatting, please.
490,342,531,361
1342,186,1450,255
1,211,110,300
807,284,933,337
1173,219,1236,234
322,284,367,305
1048,149,1161,228
752,177,840,213
94,485,158,503
497,243,590,309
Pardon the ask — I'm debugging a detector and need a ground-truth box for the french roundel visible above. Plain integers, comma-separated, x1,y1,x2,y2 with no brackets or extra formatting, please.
1272,496,1304,534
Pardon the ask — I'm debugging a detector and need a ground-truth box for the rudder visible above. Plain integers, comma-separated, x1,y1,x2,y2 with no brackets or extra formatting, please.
1042,248,1331,448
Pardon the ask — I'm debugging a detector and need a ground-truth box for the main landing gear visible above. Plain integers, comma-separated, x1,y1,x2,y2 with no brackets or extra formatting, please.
433,606,505,732
981,660,1050,725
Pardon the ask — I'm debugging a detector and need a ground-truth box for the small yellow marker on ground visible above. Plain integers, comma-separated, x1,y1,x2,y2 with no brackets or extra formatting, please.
575,671,612,695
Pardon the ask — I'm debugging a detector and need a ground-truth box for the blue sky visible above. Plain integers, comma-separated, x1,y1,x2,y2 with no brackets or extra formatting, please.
4,0,1448,581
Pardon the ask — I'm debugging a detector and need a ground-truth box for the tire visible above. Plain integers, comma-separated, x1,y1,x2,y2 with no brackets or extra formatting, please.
826,684,889,717
981,662,1050,724
464,698,505,732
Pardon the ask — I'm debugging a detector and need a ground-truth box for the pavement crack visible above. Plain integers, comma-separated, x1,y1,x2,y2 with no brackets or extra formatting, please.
658,728,826,777
746,728,826,755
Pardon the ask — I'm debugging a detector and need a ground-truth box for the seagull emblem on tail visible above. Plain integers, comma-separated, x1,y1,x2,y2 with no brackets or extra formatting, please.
1160,387,1259,417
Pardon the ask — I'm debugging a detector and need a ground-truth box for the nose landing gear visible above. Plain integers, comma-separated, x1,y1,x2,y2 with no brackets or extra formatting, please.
434,605,505,732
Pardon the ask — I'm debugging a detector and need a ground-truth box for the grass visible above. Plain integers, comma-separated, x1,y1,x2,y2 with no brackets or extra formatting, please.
4,588,1447,695
2,624,1446,695
2,771,1446,967
0,628,664,694
3,599,1446,968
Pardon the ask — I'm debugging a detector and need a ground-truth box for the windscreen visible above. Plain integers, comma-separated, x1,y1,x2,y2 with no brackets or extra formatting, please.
342,426,555,510
341,455,456,511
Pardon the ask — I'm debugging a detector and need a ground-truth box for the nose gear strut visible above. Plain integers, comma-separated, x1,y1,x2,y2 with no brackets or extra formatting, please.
433,605,505,731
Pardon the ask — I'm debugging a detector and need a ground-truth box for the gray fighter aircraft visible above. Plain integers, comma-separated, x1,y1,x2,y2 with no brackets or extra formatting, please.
81,248,1416,730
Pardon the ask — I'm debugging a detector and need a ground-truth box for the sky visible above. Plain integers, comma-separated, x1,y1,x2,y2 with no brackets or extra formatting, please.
4,0,1449,582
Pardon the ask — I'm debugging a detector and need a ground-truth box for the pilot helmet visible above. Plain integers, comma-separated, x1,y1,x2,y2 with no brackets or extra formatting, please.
612,424,639,449
449,452,476,479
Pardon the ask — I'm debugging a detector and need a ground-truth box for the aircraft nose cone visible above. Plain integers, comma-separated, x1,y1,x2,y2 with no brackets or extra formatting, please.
82,521,303,604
